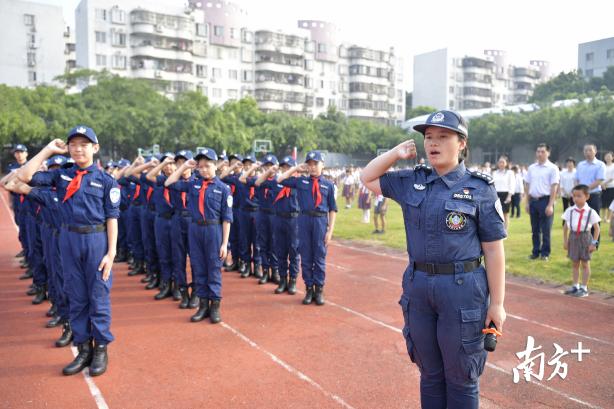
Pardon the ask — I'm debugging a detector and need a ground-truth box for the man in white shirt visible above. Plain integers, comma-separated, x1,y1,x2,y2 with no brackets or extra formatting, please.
524,143,560,260
342,168,356,209
575,144,606,246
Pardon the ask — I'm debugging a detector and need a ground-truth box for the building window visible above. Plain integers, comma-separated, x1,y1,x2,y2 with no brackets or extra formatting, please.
96,54,107,66
317,43,326,53
230,28,237,39
24,14,35,26
27,52,36,67
95,31,106,43
320,80,324,89
215,47,223,59
111,31,126,47
585,52,594,62
241,48,252,62
227,49,238,60
227,89,238,99
316,97,324,107
212,68,222,79
110,8,125,24
228,69,238,80
585,69,594,78
196,65,207,78
28,71,37,82
214,25,224,37
95,8,107,21
305,60,313,70
328,98,335,107
397,105,402,113
112,54,126,69
242,29,253,43
607,49,614,59
27,33,36,47
196,23,208,37
242,70,253,82
212,88,222,98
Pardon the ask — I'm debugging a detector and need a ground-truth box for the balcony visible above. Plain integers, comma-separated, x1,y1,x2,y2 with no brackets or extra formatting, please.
257,100,305,113
255,61,304,75
255,41,304,57
131,45,193,62
131,23,193,41
131,68,193,82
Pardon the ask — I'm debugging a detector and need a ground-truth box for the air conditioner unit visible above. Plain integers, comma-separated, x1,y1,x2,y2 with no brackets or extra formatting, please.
210,77,216,83
154,70,162,78
283,104,290,110
155,25,163,33
28,42,37,49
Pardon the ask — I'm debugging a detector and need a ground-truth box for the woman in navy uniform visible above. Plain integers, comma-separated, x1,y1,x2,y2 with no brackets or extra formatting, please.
361,110,507,409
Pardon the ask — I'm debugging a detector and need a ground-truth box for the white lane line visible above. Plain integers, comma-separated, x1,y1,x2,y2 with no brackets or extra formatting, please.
70,347,110,409
1,192,110,409
506,280,614,308
221,322,356,409
371,275,397,285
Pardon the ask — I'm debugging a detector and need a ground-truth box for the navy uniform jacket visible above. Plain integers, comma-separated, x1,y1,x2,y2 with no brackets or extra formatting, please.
169,177,233,224
379,162,506,264
281,175,337,213
261,177,299,214
28,187,62,230
223,174,258,209
125,175,147,206
143,175,174,215
31,164,120,225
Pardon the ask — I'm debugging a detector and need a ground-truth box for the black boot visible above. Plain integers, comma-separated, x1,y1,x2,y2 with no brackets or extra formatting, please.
15,250,25,258
190,298,210,322
19,269,33,280
287,277,297,295
171,280,181,301
188,284,199,309
275,276,288,294
46,314,63,328
129,260,145,277
145,272,159,290
240,262,251,278
302,286,314,305
224,261,238,272
271,268,280,284
140,270,153,283
89,344,108,377
26,285,38,296
46,303,57,317
258,266,269,284
62,341,93,375
209,300,221,324
55,321,73,348
116,249,128,263
32,286,47,305
154,280,171,300
314,285,325,306
254,264,263,279
19,259,29,269
178,286,190,309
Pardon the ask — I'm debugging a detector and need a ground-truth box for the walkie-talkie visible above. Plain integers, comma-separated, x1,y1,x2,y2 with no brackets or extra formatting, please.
482,322,502,352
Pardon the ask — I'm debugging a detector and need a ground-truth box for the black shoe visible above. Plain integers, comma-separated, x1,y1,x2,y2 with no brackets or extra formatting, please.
19,259,29,269
224,261,238,272
46,314,63,328
254,264,263,279
15,250,25,258
154,280,172,300
32,286,47,305
19,269,33,280
258,267,269,284
275,276,288,294
528,254,539,260
191,298,210,322
145,273,160,290
140,271,153,283
114,250,127,263
314,285,325,306
62,341,93,376
271,269,280,284
188,284,199,309
171,281,181,301
302,286,314,305
240,263,251,278
287,277,297,295
238,261,247,276
55,321,73,348
178,286,190,309
128,260,145,276
46,303,57,317
209,300,221,324
26,285,38,296
89,344,108,377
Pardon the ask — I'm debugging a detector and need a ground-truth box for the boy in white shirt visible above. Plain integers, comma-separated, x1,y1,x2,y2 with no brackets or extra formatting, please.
562,185,601,297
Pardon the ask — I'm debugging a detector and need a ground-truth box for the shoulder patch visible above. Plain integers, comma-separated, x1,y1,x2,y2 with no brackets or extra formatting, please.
469,170,494,184
413,164,432,174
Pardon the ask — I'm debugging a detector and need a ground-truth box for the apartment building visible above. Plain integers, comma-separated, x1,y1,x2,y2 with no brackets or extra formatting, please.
578,36,614,78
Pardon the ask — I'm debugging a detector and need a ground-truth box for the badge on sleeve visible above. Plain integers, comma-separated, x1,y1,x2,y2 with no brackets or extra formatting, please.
227,195,233,208
494,198,505,222
445,212,466,231
413,183,426,191
110,187,121,204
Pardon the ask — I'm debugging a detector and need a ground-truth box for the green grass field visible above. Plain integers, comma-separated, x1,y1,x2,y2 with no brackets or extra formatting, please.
334,197,614,294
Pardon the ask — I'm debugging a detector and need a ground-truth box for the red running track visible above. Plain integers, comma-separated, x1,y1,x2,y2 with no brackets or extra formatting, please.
1,192,612,409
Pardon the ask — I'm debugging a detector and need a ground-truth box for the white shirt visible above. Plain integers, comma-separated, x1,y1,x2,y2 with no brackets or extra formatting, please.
492,169,515,193
560,169,577,198
343,174,355,185
514,173,524,194
604,163,614,189
561,204,601,232
524,160,560,198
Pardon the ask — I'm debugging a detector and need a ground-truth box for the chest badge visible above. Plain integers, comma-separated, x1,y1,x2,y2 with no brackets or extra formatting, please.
413,183,426,191
445,212,467,231
453,188,473,201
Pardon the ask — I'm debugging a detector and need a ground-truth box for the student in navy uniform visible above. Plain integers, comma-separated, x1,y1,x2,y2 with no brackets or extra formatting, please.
145,152,179,300
3,144,29,262
277,151,337,305
361,110,507,409
23,170,48,305
121,158,148,277
18,125,120,377
165,148,232,324
169,150,195,308
222,154,243,272
257,156,300,294
114,159,132,263
241,155,280,284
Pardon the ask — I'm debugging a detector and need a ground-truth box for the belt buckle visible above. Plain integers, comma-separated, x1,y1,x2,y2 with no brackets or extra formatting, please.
425,263,436,274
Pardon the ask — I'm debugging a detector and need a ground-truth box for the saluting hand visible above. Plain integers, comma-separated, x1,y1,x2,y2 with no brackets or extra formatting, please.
296,163,309,173
98,254,114,281
184,159,197,169
45,139,68,155
395,140,417,160
163,156,175,165
134,155,145,165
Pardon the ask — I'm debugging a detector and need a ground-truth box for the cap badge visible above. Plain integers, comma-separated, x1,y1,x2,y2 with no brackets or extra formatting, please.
431,112,445,123
76,126,87,134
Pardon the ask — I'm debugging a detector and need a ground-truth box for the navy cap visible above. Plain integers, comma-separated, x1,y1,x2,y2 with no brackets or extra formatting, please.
194,147,218,161
305,150,324,163
67,125,98,144
228,153,243,162
281,156,296,167
104,160,116,169
63,158,75,169
242,154,255,163
47,155,67,168
413,110,468,138
160,151,175,162
175,150,193,161
218,153,228,162
12,144,28,153
262,154,279,166
117,158,131,168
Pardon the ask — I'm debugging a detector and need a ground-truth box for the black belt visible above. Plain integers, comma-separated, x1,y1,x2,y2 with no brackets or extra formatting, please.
194,219,221,226
132,202,143,207
148,204,155,211
277,211,299,218
413,258,481,275
243,207,258,212
302,211,328,217
158,211,173,220
66,224,106,234
180,210,190,217
529,195,550,201
260,208,274,214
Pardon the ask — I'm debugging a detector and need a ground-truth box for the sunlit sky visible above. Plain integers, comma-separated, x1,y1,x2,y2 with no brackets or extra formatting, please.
37,0,614,90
